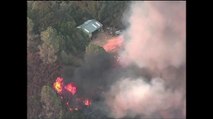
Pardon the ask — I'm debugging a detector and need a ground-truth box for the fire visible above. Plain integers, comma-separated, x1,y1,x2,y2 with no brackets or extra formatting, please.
65,83,77,95
53,77,64,94
103,36,124,53
53,76,92,112
84,99,91,106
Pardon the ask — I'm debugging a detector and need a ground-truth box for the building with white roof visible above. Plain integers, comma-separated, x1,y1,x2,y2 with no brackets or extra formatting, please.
77,19,103,38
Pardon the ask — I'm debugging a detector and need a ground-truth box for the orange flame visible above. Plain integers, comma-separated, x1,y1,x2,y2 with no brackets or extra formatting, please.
53,77,64,94
84,99,91,106
64,83,77,95
103,36,124,53
53,76,92,111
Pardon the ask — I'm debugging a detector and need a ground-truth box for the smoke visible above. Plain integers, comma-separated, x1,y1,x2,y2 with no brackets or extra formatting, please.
119,1,186,71
62,1,186,119
72,52,115,99
104,1,186,119
105,77,185,119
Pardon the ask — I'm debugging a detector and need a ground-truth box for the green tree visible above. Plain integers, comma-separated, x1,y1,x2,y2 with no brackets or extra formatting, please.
38,26,63,64
56,19,76,36
40,85,63,119
99,1,129,29
60,50,82,66
27,17,34,35
27,52,61,119
85,43,106,56
28,1,61,33
27,17,40,52
27,17,34,49
62,29,89,56
39,43,57,64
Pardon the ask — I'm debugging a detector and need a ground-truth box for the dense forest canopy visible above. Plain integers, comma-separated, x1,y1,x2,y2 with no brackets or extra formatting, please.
27,1,129,119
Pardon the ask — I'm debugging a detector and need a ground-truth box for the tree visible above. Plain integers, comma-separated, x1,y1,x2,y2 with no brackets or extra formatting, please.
57,20,76,36
39,43,58,64
85,43,106,56
60,50,82,66
27,17,40,53
98,1,129,29
27,52,61,119
27,17,34,35
40,85,63,119
28,1,52,33
61,29,89,57
27,2,130,118
27,17,34,49
38,26,63,64
73,29,90,54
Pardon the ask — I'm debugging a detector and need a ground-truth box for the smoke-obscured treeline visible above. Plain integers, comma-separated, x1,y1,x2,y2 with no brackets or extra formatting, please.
27,1,129,119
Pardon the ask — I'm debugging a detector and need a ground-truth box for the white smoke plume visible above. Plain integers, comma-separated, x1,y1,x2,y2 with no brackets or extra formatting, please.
105,77,185,118
104,1,186,119
119,1,186,71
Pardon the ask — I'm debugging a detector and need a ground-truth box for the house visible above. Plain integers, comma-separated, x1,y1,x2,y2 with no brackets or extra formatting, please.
77,19,103,38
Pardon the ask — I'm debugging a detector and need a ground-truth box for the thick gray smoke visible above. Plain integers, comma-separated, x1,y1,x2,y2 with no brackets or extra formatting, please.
73,53,114,99
104,1,186,119
63,1,186,119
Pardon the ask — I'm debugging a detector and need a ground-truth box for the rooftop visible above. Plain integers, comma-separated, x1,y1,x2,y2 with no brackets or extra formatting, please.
77,19,103,34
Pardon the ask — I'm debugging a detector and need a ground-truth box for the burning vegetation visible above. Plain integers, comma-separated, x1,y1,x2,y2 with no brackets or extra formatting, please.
53,77,91,112
28,1,185,119
103,36,124,53
53,77,64,94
